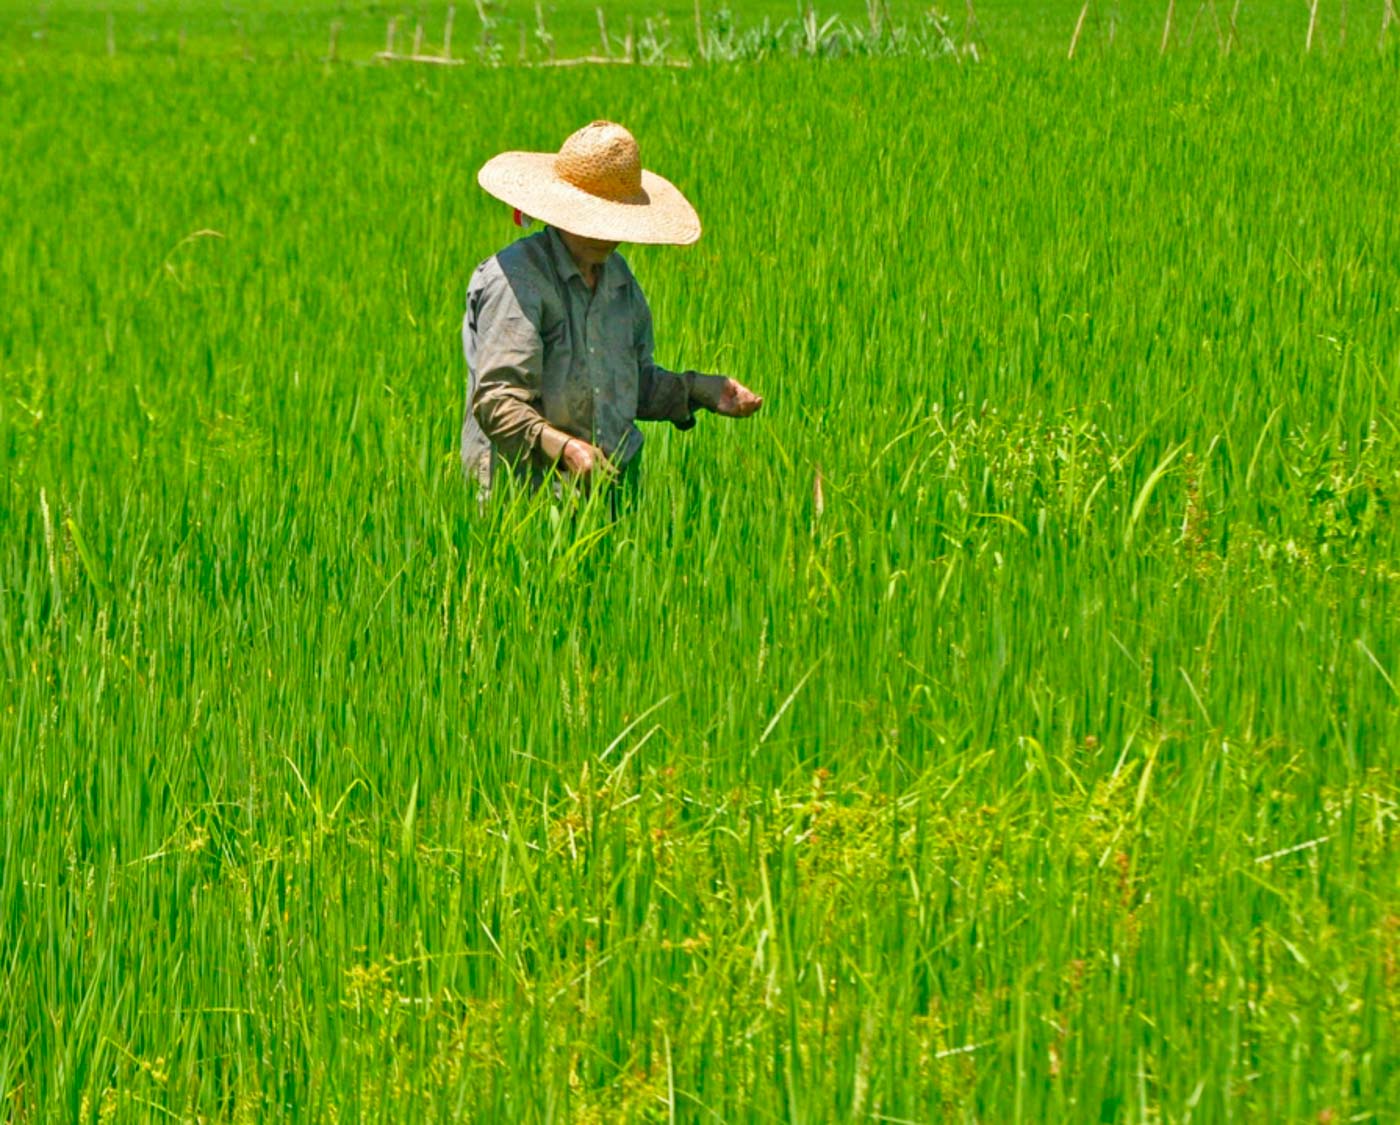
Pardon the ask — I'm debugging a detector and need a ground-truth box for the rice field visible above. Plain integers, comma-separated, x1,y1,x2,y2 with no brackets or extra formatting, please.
1,2,1398,1121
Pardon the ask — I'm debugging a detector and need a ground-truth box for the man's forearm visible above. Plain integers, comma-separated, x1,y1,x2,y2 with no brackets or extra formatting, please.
475,389,572,465
636,368,729,427
687,373,729,412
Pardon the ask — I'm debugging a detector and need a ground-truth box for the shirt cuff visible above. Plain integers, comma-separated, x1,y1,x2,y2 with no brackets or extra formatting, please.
687,373,729,413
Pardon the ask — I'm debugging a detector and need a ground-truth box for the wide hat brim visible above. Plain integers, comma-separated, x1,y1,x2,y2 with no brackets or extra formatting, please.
478,151,701,246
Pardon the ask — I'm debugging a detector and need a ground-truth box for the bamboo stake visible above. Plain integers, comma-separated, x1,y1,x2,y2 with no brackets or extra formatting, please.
473,0,489,49
535,1,554,60
598,7,611,55
1385,0,1396,48
1207,0,1225,49
382,53,464,65
528,54,690,68
412,22,423,56
1160,0,1176,52
385,16,398,56
326,19,341,61
964,0,980,41
443,6,455,59
1109,2,1119,46
1182,0,1223,49
1226,0,1242,51
1068,0,1091,58
106,9,115,57
1305,0,1320,51
1185,0,1204,46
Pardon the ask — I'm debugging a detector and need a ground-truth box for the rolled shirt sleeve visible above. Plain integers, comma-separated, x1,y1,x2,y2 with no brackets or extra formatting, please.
464,261,571,467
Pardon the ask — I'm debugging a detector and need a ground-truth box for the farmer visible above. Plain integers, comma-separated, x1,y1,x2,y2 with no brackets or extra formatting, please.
461,121,762,503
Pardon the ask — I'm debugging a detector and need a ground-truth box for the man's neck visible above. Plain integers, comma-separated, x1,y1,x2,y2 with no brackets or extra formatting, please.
556,228,612,290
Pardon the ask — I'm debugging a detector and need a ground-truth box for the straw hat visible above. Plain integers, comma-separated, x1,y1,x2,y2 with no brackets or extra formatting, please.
477,121,701,246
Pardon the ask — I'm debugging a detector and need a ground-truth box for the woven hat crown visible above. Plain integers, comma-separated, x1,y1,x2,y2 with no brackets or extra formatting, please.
554,121,645,204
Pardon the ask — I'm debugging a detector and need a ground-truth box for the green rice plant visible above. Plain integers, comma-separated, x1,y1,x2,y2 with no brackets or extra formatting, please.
1,16,1398,1124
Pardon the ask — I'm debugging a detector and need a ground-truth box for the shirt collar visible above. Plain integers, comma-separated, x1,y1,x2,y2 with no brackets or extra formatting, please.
545,225,627,291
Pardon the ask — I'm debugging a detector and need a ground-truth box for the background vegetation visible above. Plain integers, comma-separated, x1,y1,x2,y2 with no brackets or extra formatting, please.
2,0,1394,60
2,1,1398,1120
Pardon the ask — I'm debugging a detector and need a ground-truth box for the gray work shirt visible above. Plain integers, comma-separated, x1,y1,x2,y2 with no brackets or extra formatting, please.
461,226,719,491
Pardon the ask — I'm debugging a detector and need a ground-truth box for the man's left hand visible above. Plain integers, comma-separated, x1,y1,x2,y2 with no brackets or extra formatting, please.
713,378,763,418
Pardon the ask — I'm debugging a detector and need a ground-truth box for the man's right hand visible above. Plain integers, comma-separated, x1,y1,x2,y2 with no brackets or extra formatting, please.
561,439,611,482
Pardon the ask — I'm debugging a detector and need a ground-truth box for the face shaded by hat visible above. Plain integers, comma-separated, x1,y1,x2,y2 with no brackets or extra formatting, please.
477,121,701,246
